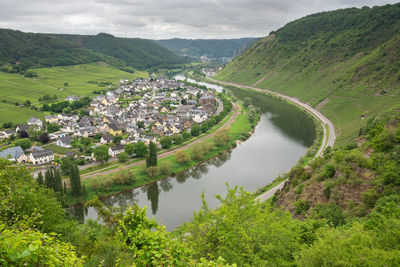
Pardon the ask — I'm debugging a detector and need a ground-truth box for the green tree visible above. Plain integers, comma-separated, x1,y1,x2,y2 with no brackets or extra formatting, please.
60,157,74,175
113,135,122,144
176,150,190,164
94,145,110,164
160,136,172,149
37,171,43,186
44,168,54,190
16,138,31,150
117,205,189,266
243,97,252,108
214,129,231,147
53,168,62,193
118,152,129,163
69,164,81,196
47,123,59,133
134,141,148,157
191,123,201,137
124,143,135,156
146,141,157,167
172,134,183,145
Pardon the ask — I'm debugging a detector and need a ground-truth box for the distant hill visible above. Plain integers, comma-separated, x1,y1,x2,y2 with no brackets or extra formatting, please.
0,29,102,73
56,33,188,70
154,38,259,59
0,29,188,73
216,3,400,142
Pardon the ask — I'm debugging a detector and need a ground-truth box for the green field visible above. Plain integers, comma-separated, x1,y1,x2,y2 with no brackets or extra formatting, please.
0,62,148,125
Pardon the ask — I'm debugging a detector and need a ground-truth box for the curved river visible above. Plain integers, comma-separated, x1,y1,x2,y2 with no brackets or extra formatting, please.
69,81,315,231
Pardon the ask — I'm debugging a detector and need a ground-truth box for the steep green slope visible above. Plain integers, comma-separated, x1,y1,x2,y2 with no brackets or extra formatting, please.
155,38,258,59
57,33,188,70
0,29,102,72
216,3,400,143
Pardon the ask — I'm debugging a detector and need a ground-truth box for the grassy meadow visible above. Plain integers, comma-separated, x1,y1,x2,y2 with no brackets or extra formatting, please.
0,62,148,124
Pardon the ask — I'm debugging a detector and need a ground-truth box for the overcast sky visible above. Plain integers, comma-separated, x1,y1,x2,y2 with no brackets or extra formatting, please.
0,0,398,39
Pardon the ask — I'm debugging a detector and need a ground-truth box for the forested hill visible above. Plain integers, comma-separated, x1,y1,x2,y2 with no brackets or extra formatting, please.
0,29,102,73
56,33,188,70
154,37,259,59
0,29,188,73
216,3,400,143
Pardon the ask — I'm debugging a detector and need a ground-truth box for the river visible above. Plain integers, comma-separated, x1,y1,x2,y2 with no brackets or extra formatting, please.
69,78,315,231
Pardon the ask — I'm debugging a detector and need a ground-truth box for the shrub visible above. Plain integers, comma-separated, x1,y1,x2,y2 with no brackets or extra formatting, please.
175,150,190,164
159,161,171,175
312,203,346,227
295,199,310,215
146,166,158,178
118,152,129,163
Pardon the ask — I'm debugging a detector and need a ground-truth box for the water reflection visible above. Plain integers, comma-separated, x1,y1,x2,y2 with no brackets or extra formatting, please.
147,183,160,215
229,88,316,146
68,83,315,230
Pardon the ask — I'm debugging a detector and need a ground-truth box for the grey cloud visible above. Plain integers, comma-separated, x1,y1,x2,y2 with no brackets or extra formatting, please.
0,0,398,39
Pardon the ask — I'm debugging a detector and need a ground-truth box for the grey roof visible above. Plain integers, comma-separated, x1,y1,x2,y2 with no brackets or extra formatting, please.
110,144,124,151
31,148,53,158
16,124,29,132
0,146,24,160
59,136,72,145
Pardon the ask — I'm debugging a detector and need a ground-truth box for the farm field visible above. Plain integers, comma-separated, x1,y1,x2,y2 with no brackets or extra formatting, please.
0,62,148,124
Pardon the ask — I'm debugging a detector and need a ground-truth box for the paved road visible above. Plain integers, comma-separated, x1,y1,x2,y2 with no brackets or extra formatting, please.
208,78,336,202
77,107,239,180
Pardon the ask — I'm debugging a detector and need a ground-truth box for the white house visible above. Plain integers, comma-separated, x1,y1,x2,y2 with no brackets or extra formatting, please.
27,117,43,129
56,136,72,148
30,147,54,165
108,144,124,157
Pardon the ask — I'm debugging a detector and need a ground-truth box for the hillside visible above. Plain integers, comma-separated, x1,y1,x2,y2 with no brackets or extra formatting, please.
216,3,400,143
0,29,102,73
155,38,258,59
56,33,188,70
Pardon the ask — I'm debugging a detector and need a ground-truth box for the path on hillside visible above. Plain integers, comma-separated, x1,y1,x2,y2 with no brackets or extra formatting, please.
72,106,239,181
208,78,336,202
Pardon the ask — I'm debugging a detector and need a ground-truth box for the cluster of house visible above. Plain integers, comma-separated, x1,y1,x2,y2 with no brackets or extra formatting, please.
0,77,220,165
201,67,223,77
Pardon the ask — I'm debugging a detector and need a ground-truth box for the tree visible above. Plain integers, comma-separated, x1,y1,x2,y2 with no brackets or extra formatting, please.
60,157,74,175
19,130,29,139
159,161,171,175
118,152,129,163
24,99,31,107
64,82,69,86
191,143,205,162
137,121,145,129
191,123,201,137
243,97,252,108
113,135,122,144
37,171,43,185
47,123,59,133
69,164,81,196
63,181,67,195
94,145,110,164
146,166,158,178
172,134,183,145
146,141,157,167
176,150,190,164
39,132,50,144
44,168,54,190
160,136,172,149
182,131,191,140
134,141,148,157
124,143,135,156
214,129,231,147
53,169,62,193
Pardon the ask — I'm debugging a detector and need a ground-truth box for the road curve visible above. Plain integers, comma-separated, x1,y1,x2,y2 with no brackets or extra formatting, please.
78,107,239,180
207,78,336,202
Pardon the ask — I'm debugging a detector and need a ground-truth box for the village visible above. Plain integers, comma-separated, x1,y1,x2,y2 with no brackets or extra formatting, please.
0,77,222,166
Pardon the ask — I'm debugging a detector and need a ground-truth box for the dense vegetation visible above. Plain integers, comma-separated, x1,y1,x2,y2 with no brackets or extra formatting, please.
0,29,187,73
1,113,399,265
56,33,188,70
0,29,102,73
155,38,258,59
216,3,400,143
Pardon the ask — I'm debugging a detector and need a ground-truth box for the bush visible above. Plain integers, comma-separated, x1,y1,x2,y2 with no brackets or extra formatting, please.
176,150,190,164
118,152,129,163
159,161,171,175
312,203,346,227
146,166,158,178
295,199,310,215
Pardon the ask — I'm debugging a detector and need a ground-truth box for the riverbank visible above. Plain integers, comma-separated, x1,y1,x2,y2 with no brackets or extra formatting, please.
208,79,336,201
66,100,260,207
